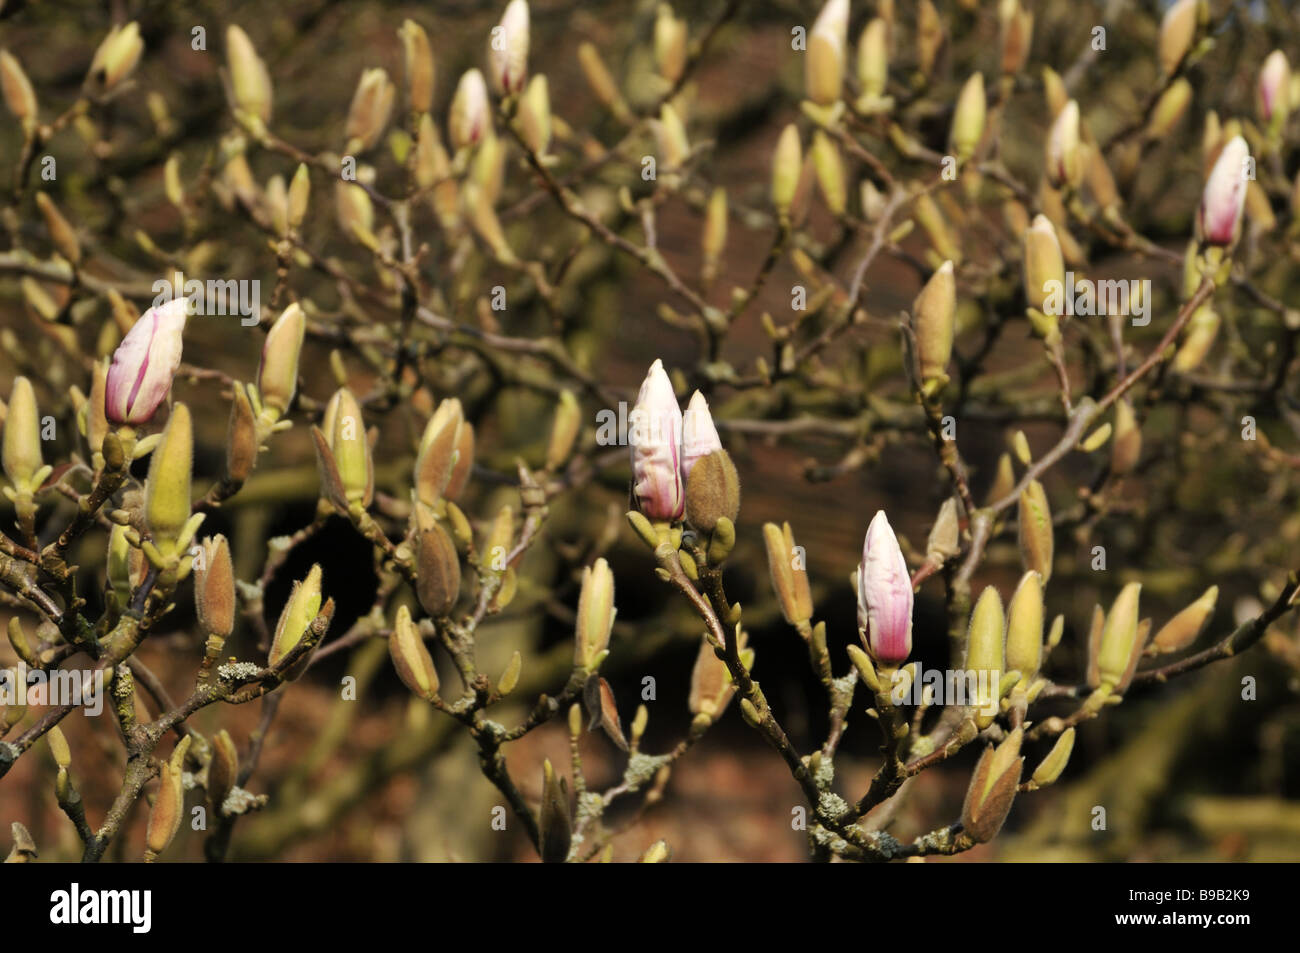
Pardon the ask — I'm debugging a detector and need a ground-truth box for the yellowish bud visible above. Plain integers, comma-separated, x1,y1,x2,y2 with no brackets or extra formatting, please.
389,604,440,701
1017,479,1053,583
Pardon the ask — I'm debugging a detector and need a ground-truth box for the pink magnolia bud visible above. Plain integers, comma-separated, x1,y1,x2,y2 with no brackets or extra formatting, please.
680,390,722,480
1198,135,1250,246
857,510,913,666
629,359,683,521
1045,99,1082,189
105,296,189,425
450,69,490,149
1258,50,1290,125
489,0,530,95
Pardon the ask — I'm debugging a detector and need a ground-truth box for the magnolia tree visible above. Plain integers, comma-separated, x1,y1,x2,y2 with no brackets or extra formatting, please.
1,0,1299,864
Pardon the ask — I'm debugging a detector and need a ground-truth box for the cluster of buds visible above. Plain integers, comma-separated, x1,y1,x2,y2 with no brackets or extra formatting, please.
627,360,739,540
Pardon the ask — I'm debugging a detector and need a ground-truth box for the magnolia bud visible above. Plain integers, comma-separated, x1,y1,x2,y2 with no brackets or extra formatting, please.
656,103,689,171
415,398,463,507
1030,727,1075,787
925,497,961,564
416,522,461,616
345,68,396,154
1110,399,1141,475
1045,99,1083,189
689,637,729,719
689,633,749,720
961,729,1022,842
86,22,143,95
654,5,688,85
685,450,739,533
517,74,551,155
1158,0,1198,77
1172,306,1220,373
8,616,39,668
325,388,373,506
399,19,435,114
763,521,812,627
444,421,475,501
1005,571,1043,687
226,383,257,484
48,725,71,770
771,124,802,216
577,42,624,115
146,736,190,859
1198,135,1249,247
1087,147,1121,213
913,192,960,265
1259,50,1291,129
966,586,1005,728
857,511,913,667
489,0,530,95
2,376,42,489
106,297,189,425
680,390,721,478
35,193,81,265
856,19,888,100
629,359,683,522
1146,78,1192,139
195,535,235,638
86,359,109,461
1096,582,1142,692
144,403,194,555
269,564,323,675
1023,214,1065,322
950,73,986,161
702,187,728,279
998,0,1033,76
449,69,490,149
545,390,580,471
916,0,943,79
335,180,375,246
414,113,444,189
806,0,848,106
810,130,846,216
208,729,238,809
226,25,272,124
258,303,305,418
574,558,615,670
287,163,310,230
107,524,134,608
389,604,439,700
914,260,955,387
538,759,571,864
1017,479,1053,582
1,50,37,132
1151,585,1217,654
1042,66,1067,118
